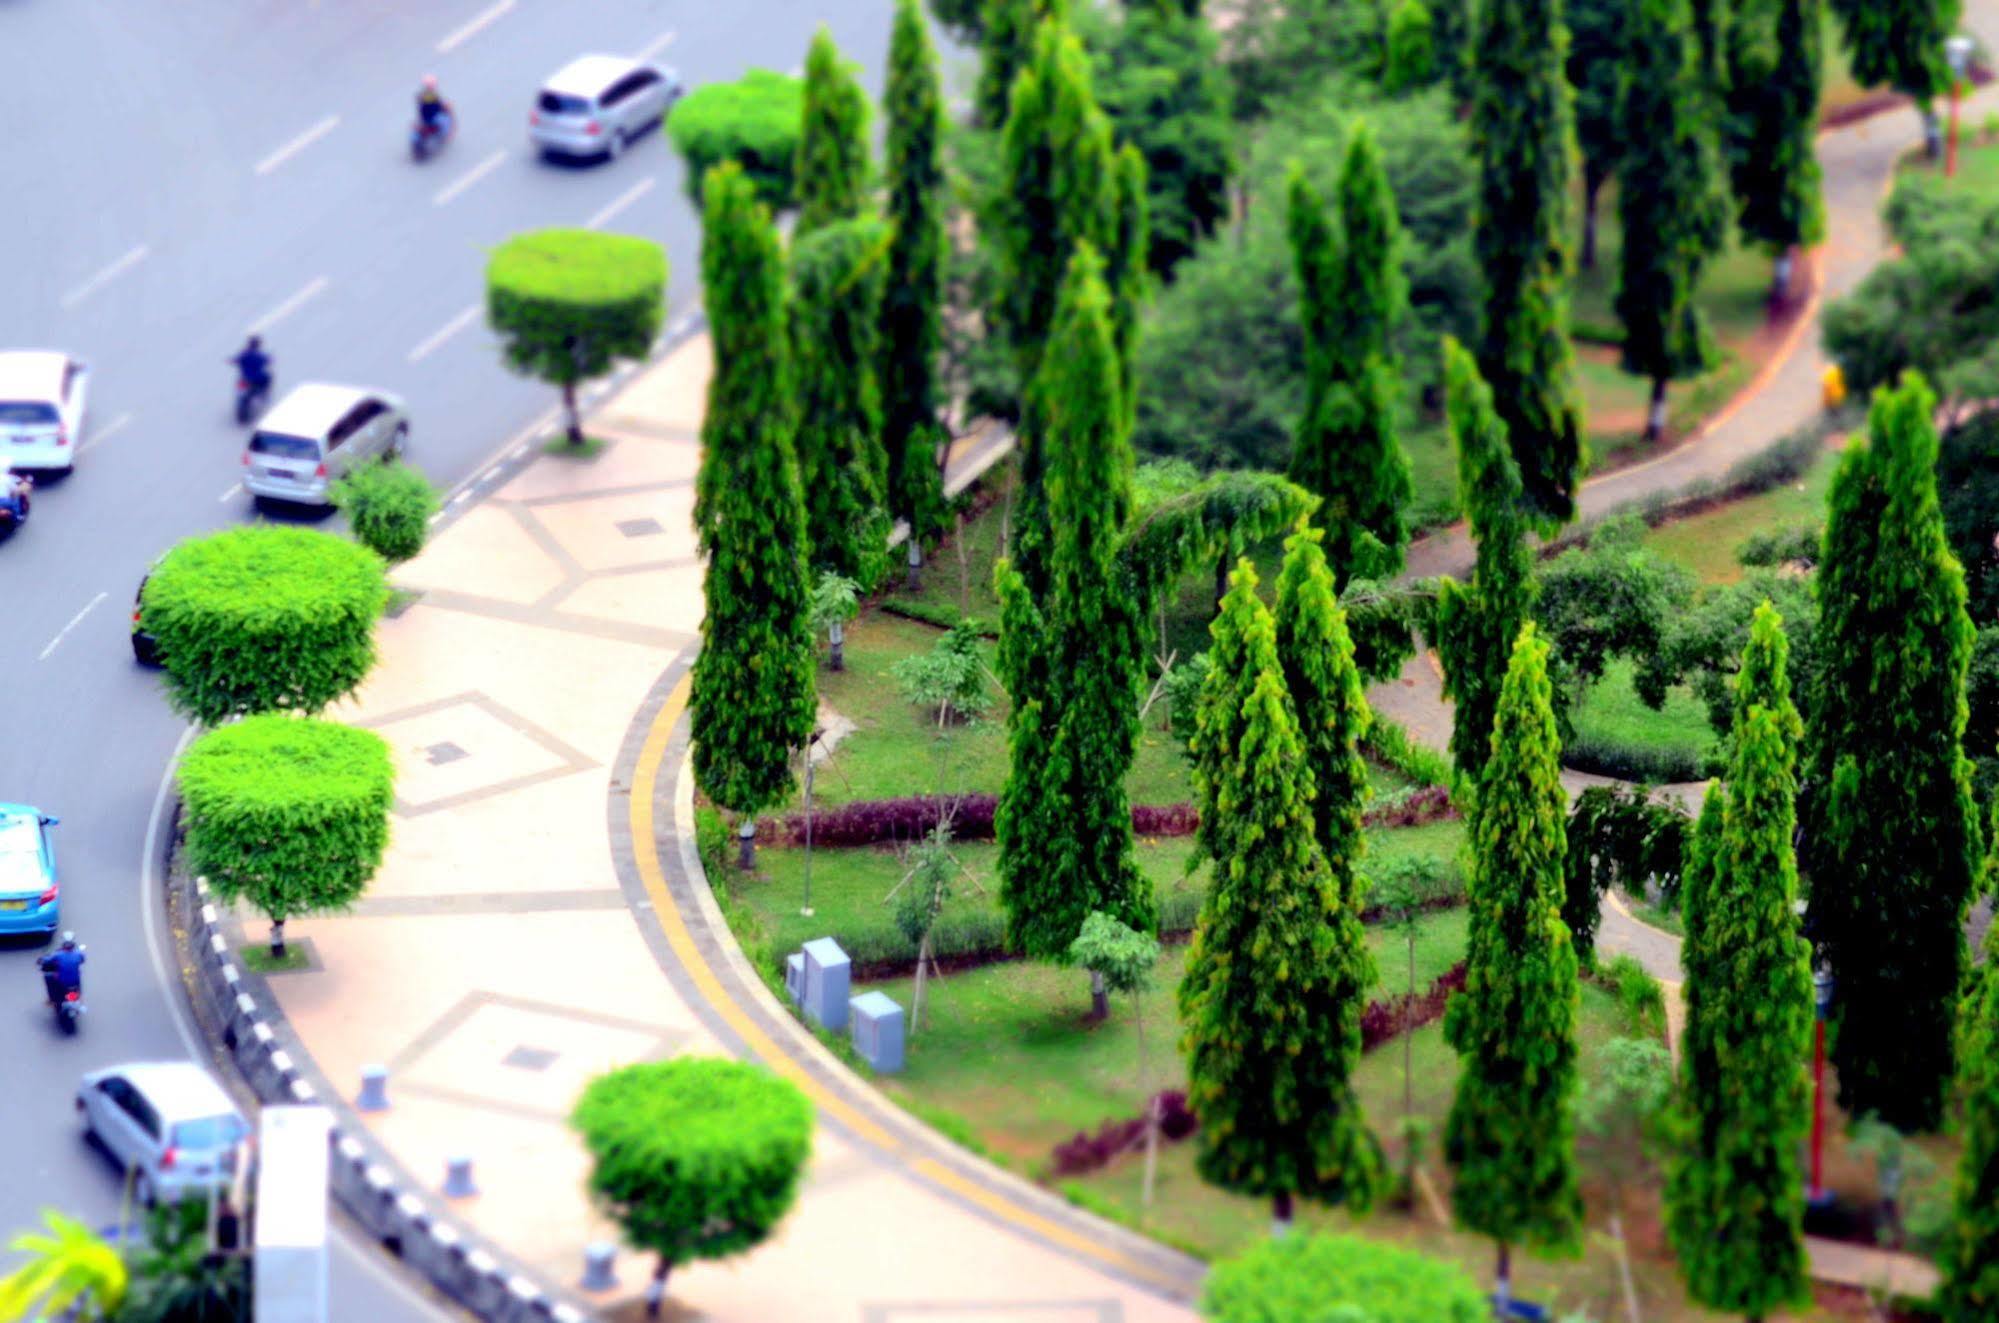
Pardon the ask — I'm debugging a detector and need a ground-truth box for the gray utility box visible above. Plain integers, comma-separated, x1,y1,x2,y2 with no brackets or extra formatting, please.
801,937,851,1032
849,991,906,1073
785,952,806,1010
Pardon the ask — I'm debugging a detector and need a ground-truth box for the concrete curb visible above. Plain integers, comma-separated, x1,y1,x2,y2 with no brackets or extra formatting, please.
175,855,594,1321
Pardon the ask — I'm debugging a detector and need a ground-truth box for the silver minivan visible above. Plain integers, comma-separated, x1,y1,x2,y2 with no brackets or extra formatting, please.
77,1062,251,1205
241,382,407,508
529,55,682,161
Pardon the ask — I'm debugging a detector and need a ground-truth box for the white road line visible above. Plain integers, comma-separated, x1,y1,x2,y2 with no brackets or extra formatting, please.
432,149,508,207
436,0,515,53
60,244,149,309
587,175,656,230
250,275,330,333
408,303,482,362
38,591,107,662
635,28,677,61
219,482,243,503
255,114,340,176
78,410,135,454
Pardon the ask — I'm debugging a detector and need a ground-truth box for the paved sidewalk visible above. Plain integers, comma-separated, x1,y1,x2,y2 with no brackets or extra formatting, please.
242,337,1201,1319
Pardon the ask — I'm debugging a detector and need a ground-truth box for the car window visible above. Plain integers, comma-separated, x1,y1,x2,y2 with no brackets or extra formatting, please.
0,401,58,426
602,74,639,106
631,69,660,92
113,1083,162,1139
248,431,321,461
172,1115,248,1150
538,91,590,115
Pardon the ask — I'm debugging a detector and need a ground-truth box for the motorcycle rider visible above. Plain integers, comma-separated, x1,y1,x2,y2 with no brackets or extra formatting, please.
231,335,272,395
416,74,451,140
38,932,84,1007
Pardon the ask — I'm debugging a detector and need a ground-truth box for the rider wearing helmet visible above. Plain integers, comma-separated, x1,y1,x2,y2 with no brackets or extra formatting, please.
38,932,84,1006
417,75,449,134
230,335,272,392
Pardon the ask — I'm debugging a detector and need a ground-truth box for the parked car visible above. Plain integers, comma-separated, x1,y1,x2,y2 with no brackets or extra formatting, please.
0,462,29,533
241,383,407,509
0,803,60,939
0,350,89,473
76,1062,250,1205
528,55,682,161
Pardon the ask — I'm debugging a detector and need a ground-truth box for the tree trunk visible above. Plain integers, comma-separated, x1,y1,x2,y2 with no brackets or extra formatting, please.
1769,248,1795,310
906,537,923,592
1924,105,1944,160
562,380,584,447
1088,968,1109,1022
912,931,931,1034
737,818,757,871
828,619,846,672
1213,553,1229,617
1646,377,1669,443
269,918,286,960
1271,1190,1294,1236
1581,169,1605,271
645,1259,671,1318
1494,1242,1513,1315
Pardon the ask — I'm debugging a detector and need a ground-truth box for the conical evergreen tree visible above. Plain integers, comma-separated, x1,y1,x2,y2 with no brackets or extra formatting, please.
1938,919,1999,1320
790,217,891,586
994,248,1152,965
1731,0,1826,300
690,164,817,822
1675,780,1727,1113
1615,0,1726,443
1432,340,1538,793
795,28,871,236
1470,0,1586,522
1181,605,1383,1225
882,0,950,551
1285,131,1413,587
1273,522,1372,909
1444,623,1582,1302
1107,142,1150,423
1667,602,1812,1319
1806,372,1981,1133
1187,562,1273,878
996,17,1118,602
975,0,1065,129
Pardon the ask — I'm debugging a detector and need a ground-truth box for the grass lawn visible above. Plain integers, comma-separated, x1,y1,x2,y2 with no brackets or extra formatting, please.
1900,135,1999,195
732,818,1469,974
1641,441,1840,584
1567,658,1718,779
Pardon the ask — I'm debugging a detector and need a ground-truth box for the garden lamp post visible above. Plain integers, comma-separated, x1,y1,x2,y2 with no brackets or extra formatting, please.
1808,964,1835,1208
1948,36,1976,178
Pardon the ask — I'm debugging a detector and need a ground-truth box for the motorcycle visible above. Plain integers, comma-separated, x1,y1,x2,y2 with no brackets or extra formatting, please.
235,377,271,426
0,466,29,533
410,105,455,162
38,947,85,1036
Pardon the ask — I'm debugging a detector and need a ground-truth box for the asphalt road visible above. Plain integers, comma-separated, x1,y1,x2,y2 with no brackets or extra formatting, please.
0,1,912,1313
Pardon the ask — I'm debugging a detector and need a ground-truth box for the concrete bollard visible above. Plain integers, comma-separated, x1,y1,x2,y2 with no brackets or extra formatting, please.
357,1065,390,1112
443,1155,478,1199
580,1242,617,1292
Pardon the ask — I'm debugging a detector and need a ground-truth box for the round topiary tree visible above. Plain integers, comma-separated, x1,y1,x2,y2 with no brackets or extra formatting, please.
486,228,667,447
572,1058,813,1316
142,526,388,726
1200,1233,1490,1323
331,457,441,566
666,69,806,211
179,714,394,959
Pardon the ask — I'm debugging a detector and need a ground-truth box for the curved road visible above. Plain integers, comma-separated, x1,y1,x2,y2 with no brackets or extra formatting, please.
0,1,906,1313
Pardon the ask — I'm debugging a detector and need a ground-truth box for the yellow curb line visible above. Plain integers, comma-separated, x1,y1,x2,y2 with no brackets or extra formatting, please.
628,673,1191,1296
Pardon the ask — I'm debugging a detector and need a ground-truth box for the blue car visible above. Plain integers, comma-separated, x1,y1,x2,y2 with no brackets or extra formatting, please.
0,803,60,938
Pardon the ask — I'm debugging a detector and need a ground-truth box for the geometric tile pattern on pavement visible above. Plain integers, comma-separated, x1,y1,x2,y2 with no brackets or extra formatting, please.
363,691,597,817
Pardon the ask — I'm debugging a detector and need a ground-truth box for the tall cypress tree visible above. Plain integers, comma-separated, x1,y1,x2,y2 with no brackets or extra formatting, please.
1273,523,1373,908
1107,141,1151,424
997,17,1117,603
1827,0,1959,146
690,164,817,834
1181,580,1382,1226
1938,920,1999,1320
1807,372,1981,1133
1732,0,1826,301
1186,562,1270,878
1667,603,1812,1320
882,0,949,553
1566,0,1626,272
1444,623,1583,1304
1615,0,1725,443
1286,131,1413,588
795,28,872,236
994,248,1152,975
1433,339,1538,793
1470,0,1586,522
976,0,1065,129
790,218,891,586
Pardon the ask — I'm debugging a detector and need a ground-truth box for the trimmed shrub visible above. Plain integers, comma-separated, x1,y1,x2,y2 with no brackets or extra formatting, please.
1561,732,1715,784
1051,1091,1198,1176
179,715,394,950
571,1059,812,1291
1360,713,1453,790
666,71,806,210
331,458,441,565
1735,522,1821,570
142,527,387,725
1602,953,1666,1040
1360,963,1467,1051
1200,1232,1489,1322
486,228,667,445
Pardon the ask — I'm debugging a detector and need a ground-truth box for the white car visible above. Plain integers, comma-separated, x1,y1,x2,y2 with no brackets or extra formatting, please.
529,55,683,161
0,350,89,473
77,1061,251,1205
241,382,409,509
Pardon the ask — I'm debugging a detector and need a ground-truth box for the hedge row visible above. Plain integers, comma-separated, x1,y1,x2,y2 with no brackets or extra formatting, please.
1561,732,1717,785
